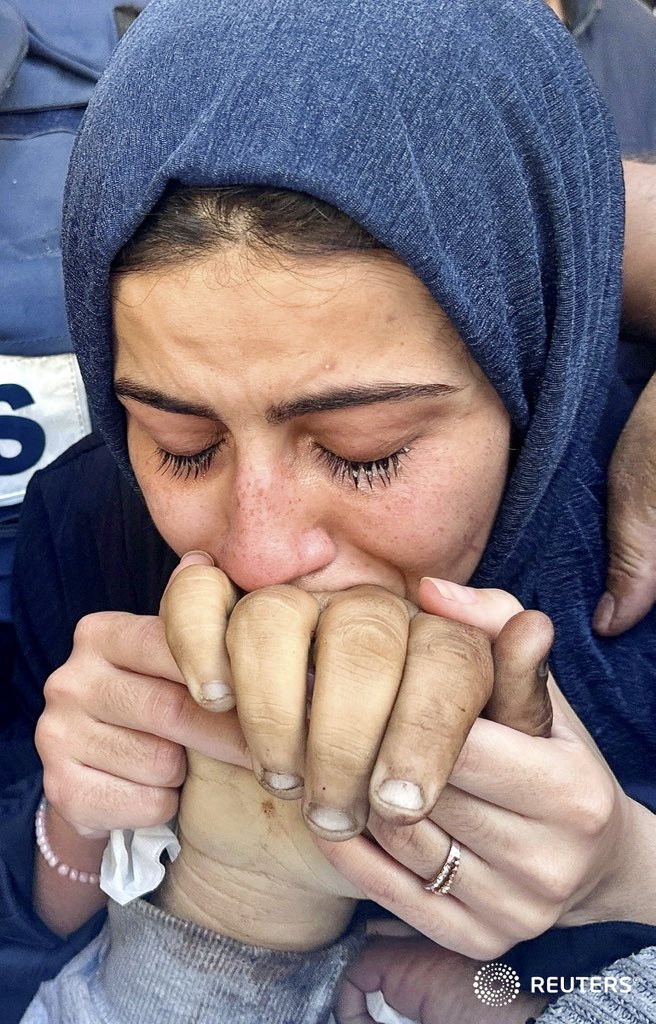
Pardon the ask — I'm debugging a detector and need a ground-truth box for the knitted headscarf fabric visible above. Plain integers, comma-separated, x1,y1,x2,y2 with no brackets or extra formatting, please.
62,0,656,976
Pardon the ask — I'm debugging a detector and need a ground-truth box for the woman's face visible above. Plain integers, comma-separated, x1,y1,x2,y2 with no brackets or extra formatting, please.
113,249,510,603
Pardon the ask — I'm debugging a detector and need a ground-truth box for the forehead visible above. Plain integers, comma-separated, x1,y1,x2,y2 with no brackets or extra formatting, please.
112,248,472,387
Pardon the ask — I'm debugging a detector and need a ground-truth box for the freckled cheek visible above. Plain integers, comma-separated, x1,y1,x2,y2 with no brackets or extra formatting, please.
128,465,222,561
368,459,504,583
142,486,224,557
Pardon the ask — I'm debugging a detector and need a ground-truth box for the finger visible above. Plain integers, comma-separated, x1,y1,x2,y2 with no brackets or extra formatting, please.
225,585,320,798
595,375,656,635
369,615,493,823
428,786,572,907
75,611,185,682
418,581,554,737
334,979,374,1024
418,578,524,638
303,587,411,839
347,809,560,949
68,720,186,788
448,703,599,818
486,610,553,736
314,833,509,961
44,763,181,834
365,811,541,935
337,937,463,1024
47,663,250,767
161,557,239,710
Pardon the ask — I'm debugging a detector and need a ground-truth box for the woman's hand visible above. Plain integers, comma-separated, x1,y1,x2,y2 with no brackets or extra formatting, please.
162,559,552,845
336,924,547,1024
315,580,653,962
36,555,249,837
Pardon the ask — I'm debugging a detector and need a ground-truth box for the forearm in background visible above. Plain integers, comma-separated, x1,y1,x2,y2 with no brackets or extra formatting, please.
622,159,656,338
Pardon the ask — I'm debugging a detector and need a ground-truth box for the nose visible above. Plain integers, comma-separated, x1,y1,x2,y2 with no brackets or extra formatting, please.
216,469,337,592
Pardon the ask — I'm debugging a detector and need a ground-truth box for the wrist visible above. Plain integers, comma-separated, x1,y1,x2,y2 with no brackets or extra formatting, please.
33,798,108,936
153,841,357,950
41,799,109,873
582,798,656,926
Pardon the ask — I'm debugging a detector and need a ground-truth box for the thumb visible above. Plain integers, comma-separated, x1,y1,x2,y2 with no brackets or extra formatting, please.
595,375,656,636
418,577,524,638
418,578,553,737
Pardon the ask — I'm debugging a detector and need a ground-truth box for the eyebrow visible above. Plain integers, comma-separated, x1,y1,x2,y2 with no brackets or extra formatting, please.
113,378,462,423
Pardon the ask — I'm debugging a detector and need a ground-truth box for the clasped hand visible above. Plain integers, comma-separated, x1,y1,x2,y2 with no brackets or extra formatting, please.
36,554,640,960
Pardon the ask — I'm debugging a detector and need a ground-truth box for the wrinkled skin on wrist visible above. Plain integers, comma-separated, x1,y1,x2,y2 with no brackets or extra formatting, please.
155,753,361,949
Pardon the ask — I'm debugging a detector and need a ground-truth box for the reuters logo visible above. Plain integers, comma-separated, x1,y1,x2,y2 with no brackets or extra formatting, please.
473,962,521,1006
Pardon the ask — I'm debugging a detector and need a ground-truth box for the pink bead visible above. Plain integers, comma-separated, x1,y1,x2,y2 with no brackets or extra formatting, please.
35,796,101,885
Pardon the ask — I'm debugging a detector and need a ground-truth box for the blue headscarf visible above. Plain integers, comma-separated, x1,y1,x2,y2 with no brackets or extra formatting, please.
62,0,656,978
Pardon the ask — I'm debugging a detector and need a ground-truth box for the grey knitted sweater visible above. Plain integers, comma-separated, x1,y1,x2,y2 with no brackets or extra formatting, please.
19,899,656,1024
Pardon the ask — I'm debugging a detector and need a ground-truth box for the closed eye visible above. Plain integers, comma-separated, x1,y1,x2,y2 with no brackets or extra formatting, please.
314,443,411,489
156,441,224,479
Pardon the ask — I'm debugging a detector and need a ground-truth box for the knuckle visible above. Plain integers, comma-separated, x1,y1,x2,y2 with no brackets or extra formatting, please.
413,618,493,692
607,545,655,582
238,585,315,620
42,666,71,704
321,592,409,650
571,776,617,838
243,705,301,742
310,732,373,777
131,615,167,665
469,933,513,962
34,713,62,761
526,856,577,904
137,786,180,826
72,611,120,649
148,682,190,734
516,903,559,941
149,737,186,787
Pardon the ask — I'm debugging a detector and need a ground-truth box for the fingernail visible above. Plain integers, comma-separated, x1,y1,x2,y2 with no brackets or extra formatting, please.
262,771,304,793
537,657,550,684
376,779,424,811
180,550,215,567
421,577,477,604
304,805,359,836
199,680,233,707
593,592,615,633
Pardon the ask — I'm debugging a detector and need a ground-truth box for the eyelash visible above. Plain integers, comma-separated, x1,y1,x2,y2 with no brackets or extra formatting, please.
314,444,411,489
155,441,411,489
156,442,224,480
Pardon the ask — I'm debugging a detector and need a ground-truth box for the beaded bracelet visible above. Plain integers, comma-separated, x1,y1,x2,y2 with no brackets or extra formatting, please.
35,796,100,885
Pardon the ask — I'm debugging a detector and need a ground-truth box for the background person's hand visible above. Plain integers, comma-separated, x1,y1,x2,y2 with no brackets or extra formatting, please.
595,372,656,636
336,924,547,1024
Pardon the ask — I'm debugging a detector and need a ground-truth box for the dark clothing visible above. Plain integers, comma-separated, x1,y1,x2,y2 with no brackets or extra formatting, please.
0,435,176,1024
2,0,656,1019
3,430,656,1020
568,0,656,155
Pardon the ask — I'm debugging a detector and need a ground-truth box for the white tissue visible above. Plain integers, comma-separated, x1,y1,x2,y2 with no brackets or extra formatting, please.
100,823,181,905
366,991,418,1024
